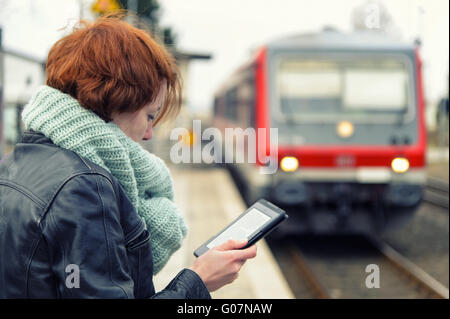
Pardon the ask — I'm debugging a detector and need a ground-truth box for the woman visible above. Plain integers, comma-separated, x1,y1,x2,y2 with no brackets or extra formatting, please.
0,15,256,298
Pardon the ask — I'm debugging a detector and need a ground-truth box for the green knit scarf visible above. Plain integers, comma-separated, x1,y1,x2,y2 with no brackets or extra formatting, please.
22,85,187,274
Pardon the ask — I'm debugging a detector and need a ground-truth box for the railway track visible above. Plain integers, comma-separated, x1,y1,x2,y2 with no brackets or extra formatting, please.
368,238,449,299
229,166,448,298
424,177,449,209
288,245,331,299
283,237,449,299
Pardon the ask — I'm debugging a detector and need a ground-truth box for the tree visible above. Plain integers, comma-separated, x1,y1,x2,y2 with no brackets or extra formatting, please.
118,0,176,47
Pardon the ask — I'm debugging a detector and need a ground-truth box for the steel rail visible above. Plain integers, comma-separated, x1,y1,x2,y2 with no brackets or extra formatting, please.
369,237,449,299
288,245,331,299
424,177,449,209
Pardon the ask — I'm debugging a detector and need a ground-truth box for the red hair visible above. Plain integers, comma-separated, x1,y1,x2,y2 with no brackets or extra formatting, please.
46,13,181,125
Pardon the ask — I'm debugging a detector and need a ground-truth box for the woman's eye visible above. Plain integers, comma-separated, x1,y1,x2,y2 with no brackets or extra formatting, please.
147,114,154,121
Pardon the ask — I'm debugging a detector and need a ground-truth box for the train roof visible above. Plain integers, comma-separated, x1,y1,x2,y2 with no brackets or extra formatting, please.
267,29,416,51
214,29,418,97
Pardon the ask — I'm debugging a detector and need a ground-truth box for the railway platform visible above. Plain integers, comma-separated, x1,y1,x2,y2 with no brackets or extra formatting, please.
152,166,294,299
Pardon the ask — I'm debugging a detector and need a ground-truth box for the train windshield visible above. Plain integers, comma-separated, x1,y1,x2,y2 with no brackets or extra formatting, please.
275,57,414,124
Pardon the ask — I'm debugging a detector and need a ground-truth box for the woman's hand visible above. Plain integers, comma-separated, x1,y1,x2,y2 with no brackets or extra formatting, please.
189,239,257,292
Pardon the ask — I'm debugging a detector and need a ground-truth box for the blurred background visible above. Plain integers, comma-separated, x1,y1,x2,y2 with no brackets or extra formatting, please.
0,0,448,299
0,0,448,153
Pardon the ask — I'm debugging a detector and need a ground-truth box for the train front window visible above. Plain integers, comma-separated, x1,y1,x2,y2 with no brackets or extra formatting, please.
275,57,412,124
343,69,407,111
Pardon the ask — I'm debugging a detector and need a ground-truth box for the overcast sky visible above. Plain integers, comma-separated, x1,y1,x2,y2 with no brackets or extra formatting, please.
1,0,448,111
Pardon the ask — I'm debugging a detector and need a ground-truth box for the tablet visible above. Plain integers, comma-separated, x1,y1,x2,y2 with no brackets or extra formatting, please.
193,199,288,257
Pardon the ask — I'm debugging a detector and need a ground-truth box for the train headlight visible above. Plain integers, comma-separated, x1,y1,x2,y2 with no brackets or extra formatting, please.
280,156,299,172
337,121,354,138
181,130,196,146
391,157,410,173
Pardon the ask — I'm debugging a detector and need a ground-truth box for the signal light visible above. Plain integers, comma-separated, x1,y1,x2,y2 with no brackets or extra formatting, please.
280,156,299,172
391,157,410,173
337,121,354,138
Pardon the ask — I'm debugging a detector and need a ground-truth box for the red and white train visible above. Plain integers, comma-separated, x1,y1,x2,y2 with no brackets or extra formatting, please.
212,30,426,234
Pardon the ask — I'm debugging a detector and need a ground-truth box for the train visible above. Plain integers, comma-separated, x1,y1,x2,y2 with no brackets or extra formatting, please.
211,29,427,234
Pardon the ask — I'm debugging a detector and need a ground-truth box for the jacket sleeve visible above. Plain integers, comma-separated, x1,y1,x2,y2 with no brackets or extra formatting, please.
43,173,136,298
113,174,211,299
151,269,211,299
44,172,211,299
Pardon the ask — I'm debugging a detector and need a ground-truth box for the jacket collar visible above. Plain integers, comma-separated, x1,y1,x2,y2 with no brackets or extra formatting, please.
20,130,54,145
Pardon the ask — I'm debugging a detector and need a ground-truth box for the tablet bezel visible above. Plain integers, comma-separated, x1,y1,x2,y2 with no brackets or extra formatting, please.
193,199,287,257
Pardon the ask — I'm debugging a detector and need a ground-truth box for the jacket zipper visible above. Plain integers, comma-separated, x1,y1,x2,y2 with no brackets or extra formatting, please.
126,229,150,251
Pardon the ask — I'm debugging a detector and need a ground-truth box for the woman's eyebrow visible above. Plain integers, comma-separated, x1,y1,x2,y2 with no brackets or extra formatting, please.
149,106,161,114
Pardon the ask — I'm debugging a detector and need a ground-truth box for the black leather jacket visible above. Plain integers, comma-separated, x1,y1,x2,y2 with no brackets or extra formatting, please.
0,131,210,299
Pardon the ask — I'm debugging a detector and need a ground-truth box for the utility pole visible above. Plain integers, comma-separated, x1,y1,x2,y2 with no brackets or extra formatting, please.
417,6,425,45
0,27,4,159
79,0,84,20
128,0,137,14
127,0,138,26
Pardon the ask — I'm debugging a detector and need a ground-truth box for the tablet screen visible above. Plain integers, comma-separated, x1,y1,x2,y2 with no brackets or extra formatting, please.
206,208,271,249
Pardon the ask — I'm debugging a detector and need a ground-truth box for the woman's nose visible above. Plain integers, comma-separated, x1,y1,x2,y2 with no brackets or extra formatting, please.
143,126,153,141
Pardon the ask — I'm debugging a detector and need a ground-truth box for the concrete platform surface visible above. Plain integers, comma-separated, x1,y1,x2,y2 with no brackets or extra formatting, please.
153,167,294,299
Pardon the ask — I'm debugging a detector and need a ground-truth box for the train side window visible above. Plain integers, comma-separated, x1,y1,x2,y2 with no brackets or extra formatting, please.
247,75,255,128
238,78,255,128
226,87,239,121
213,96,220,117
